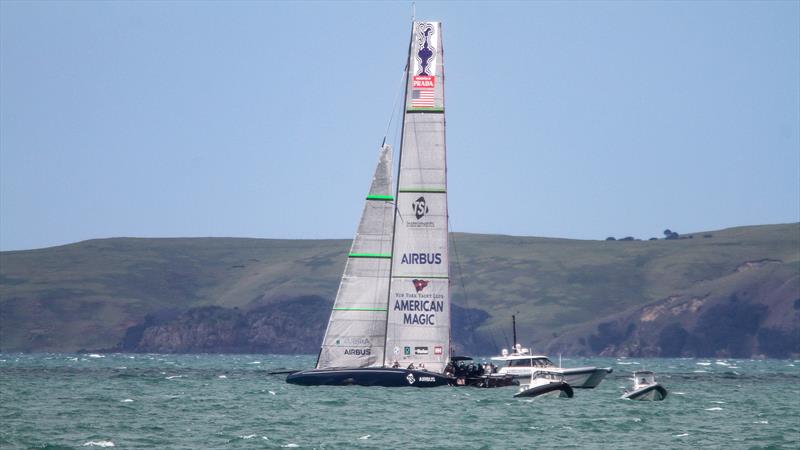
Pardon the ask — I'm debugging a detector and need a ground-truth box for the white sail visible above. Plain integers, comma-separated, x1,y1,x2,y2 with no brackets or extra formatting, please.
316,145,394,369
384,22,450,373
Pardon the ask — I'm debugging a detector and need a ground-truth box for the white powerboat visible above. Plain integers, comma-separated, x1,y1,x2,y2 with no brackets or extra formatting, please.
621,371,668,401
514,371,573,398
491,344,613,388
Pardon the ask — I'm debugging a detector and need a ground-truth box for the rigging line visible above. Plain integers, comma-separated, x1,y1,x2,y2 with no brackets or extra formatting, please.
382,63,409,147
448,217,471,309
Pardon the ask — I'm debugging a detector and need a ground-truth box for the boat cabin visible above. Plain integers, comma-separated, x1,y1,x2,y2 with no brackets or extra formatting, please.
632,371,656,388
490,345,555,368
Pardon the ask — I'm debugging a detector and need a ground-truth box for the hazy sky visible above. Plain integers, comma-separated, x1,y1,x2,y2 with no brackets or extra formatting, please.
1,1,798,251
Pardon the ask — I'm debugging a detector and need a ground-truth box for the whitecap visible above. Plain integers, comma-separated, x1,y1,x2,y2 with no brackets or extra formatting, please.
88,354,105,358
240,435,257,440
715,361,729,366
696,362,711,366
632,418,642,422
673,392,686,395
218,375,227,379
282,444,299,448
165,375,184,380
673,433,689,438
120,399,133,403
359,435,371,440
711,401,725,404
693,370,707,373
753,420,768,424
705,407,723,411
249,361,262,365
268,391,276,395
83,441,115,447
262,436,269,440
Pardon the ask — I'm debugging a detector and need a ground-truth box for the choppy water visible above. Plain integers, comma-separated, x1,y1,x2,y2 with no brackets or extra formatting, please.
1,354,798,449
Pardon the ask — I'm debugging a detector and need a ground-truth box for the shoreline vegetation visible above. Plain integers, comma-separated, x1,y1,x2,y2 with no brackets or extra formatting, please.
1,223,798,358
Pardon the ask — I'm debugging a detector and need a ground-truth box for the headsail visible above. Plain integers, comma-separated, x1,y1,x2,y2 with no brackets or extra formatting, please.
317,145,394,369
384,22,450,373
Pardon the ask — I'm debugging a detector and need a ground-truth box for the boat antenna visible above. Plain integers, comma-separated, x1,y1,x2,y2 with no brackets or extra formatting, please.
512,313,518,350
412,2,416,22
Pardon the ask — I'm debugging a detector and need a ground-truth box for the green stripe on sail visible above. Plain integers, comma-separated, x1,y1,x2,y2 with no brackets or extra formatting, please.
348,253,391,258
333,307,389,311
393,275,449,279
366,195,394,201
407,107,444,113
398,188,446,193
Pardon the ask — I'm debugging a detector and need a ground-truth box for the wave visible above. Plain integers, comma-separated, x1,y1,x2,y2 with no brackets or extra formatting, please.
82,441,115,447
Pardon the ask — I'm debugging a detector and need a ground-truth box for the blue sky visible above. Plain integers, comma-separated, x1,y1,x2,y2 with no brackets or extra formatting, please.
1,1,798,251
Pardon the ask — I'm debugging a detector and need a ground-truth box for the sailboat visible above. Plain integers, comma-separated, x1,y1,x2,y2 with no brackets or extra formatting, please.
286,21,453,387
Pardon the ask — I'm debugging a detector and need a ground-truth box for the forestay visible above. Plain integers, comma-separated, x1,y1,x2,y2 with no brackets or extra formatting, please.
384,22,450,373
317,145,394,369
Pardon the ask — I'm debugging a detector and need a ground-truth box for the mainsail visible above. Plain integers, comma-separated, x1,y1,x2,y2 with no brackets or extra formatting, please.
384,21,450,372
316,145,394,369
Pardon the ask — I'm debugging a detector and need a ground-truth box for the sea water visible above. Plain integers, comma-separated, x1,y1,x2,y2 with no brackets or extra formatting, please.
1,354,797,449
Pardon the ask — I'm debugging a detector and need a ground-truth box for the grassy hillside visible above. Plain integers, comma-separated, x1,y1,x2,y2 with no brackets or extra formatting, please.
1,223,797,355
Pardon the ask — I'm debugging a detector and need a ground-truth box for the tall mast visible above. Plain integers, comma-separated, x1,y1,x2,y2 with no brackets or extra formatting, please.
382,22,415,366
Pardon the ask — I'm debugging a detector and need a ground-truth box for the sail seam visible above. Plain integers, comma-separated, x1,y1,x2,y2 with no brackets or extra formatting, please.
333,307,389,311
398,188,446,193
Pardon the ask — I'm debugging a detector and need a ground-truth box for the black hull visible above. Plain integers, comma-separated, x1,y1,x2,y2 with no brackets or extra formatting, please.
514,381,574,398
457,374,517,388
622,383,668,401
285,368,453,387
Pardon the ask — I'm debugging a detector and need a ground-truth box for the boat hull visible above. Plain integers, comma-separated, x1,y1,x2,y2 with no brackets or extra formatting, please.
622,383,668,401
499,367,613,388
285,368,453,387
514,381,574,399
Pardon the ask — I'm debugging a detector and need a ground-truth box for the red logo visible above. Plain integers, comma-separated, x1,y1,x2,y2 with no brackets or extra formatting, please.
412,279,429,292
434,346,443,355
412,76,435,88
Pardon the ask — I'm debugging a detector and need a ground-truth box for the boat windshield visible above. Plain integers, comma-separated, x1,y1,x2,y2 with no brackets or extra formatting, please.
507,358,555,367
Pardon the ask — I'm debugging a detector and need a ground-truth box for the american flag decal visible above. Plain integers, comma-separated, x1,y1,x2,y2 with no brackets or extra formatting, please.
411,76,436,108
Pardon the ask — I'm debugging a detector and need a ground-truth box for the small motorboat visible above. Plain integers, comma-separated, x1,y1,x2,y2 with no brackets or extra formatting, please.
513,371,574,399
621,371,668,401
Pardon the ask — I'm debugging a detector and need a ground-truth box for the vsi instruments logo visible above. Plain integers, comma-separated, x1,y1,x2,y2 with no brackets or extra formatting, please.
406,373,416,385
412,279,429,293
412,197,429,220
401,253,442,265
407,196,434,228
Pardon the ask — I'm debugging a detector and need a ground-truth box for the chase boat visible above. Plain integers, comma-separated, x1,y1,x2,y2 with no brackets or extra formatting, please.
491,344,613,388
621,371,668,401
514,371,574,398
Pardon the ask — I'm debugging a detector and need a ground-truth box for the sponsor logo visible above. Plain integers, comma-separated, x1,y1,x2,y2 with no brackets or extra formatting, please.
404,346,411,356
414,346,429,355
412,197,429,220
406,196,435,228
434,346,443,355
335,337,371,346
393,346,400,355
419,376,436,382
415,23,435,77
401,253,442,265
406,373,416,385
343,348,371,356
412,279,429,293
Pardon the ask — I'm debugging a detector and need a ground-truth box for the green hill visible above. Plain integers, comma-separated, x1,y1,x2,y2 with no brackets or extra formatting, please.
1,223,798,357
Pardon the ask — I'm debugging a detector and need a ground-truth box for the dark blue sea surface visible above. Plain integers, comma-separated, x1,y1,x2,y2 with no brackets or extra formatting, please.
1,354,798,449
